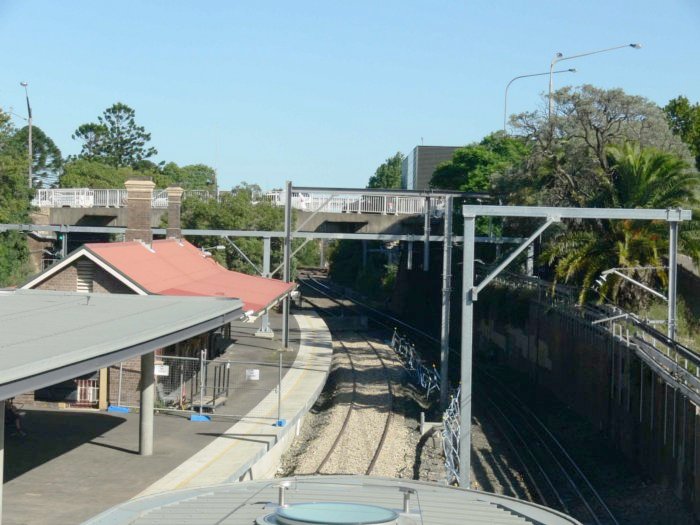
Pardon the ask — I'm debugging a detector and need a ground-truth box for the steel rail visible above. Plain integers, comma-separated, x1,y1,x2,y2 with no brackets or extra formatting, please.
479,369,618,525
315,340,358,475
300,275,441,346
478,385,565,510
300,277,397,476
474,394,549,505
365,339,395,476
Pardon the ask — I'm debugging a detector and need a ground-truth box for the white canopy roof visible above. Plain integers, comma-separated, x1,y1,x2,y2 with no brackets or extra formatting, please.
0,289,243,400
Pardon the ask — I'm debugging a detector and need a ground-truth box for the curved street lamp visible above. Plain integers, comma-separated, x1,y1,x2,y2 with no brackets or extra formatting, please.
548,43,641,120
20,81,32,188
504,68,576,133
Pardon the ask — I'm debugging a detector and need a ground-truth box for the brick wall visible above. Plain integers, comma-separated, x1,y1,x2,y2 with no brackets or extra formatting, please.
93,265,135,294
33,258,135,294
35,264,78,291
125,178,155,243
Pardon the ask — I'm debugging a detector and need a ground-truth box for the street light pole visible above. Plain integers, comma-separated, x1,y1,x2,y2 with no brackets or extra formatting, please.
548,43,641,120
504,69,576,133
20,82,32,188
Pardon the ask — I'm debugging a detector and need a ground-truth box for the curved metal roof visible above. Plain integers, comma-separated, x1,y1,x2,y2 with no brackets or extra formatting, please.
83,475,581,525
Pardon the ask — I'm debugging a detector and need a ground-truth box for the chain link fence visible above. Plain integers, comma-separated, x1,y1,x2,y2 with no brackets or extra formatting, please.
389,329,440,399
111,351,287,423
442,387,461,485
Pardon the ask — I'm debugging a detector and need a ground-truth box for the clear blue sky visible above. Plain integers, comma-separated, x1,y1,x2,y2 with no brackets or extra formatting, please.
1,1,699,190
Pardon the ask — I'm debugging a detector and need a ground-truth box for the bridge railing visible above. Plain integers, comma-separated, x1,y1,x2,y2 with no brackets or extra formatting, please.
33,188,441,216
263,190,444,216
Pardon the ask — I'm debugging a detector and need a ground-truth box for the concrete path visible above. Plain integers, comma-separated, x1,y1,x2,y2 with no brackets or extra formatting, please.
2,310,332,525
136,311,332,495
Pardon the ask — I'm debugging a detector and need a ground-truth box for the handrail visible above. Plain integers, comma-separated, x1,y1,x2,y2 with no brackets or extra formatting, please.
31,188,442,216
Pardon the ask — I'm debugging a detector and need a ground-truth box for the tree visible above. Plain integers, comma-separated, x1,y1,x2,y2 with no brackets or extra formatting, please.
72,103,157,167
542,142,700,304
508,85,693,207
181,183,317,277
664,96,700,170
367,152,403,189
161,162,217,190
9,126,63,187
430,132,529,192
0,110,31,286
59,159,160,188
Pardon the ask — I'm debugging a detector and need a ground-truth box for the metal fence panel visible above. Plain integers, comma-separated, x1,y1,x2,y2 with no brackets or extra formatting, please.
111,352,286,423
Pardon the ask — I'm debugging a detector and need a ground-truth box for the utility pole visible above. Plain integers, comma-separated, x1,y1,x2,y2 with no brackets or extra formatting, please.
20,82,32,188
282,181,292,348
668,221,679,340
439,197,453,410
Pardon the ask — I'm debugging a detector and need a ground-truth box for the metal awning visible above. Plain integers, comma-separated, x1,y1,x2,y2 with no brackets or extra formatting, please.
0,289,243,400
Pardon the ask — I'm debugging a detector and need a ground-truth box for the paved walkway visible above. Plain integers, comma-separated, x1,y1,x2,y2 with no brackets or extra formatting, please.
2,310,332,525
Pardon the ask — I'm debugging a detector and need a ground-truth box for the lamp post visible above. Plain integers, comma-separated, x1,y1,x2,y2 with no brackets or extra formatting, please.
20,81,32,188
548,43,641,120
504,69,576,133
598,267,668,302
200,245,226,257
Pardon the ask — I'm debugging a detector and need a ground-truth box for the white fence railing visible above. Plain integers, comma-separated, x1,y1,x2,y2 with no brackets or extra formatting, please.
32,188,441,216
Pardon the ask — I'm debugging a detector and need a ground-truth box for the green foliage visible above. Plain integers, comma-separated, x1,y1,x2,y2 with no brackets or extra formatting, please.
161,162,217,190
8,126,63,188
59,159,157,188
72,102,157,168
60,158,216,191
664,95,700,170
181,183,317,279
430,132,529,192
328,240,395,299
367,152,403,189
0,110,32,286
541,142,700,304
507,85,693,206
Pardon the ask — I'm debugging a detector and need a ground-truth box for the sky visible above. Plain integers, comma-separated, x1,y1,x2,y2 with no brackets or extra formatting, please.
1,1,699,190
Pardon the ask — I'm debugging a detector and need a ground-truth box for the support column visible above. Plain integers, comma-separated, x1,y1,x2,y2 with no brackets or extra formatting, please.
527,244,534,277
459,212,476,488
98,368,108,410
407,241,413,270
440,197,453,410
423,197,431,271
139,352,154,456
61,230,68,258
319,240,325,269
0,399,4,524
282,181,292,349
257,237,274,338
668,221,679,340
362,240,368,268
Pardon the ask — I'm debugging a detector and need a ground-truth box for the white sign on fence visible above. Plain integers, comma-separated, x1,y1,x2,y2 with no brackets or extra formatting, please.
246,369,260,381
154,364,170,377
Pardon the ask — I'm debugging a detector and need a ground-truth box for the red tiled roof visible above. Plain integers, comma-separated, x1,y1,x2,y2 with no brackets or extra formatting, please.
85,239,294,314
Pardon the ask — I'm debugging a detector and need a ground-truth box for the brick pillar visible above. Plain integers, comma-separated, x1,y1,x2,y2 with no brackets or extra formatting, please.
125,178,155,243
166,186,184,239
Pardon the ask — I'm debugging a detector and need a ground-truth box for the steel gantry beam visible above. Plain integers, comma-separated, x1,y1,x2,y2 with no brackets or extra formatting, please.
0,222,529,244
458,204,692,488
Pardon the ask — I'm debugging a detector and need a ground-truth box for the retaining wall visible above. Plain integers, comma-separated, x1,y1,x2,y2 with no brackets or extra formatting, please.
479,297,700,518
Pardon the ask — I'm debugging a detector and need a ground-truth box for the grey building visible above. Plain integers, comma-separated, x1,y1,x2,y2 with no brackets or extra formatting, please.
401,145,460,190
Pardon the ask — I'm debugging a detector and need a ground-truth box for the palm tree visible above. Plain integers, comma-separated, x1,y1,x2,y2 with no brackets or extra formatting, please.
542,142,700,304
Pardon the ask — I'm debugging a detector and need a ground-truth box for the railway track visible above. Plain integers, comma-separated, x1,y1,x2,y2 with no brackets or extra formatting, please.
298,275,398,476
313,337,395,475
477,369,618,525
300,271,616,524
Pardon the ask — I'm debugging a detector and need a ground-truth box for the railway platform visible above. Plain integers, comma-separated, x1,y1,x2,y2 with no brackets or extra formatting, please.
1,310,332,525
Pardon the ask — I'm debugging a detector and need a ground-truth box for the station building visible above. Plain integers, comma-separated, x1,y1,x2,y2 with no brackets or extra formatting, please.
19,178,295,409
